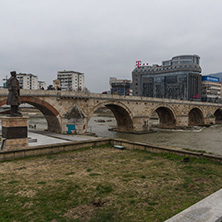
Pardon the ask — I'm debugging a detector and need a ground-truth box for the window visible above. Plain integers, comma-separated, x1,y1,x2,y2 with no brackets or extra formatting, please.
180,56,192,60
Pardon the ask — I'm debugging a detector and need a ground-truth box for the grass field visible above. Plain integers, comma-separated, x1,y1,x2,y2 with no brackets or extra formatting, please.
0,144,222,222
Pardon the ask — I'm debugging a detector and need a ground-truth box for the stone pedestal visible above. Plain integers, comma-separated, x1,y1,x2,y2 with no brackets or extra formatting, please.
1,117,28,150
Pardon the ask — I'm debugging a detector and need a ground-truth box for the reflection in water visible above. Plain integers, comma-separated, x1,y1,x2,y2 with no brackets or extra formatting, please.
27,116,222,156
87,116,117,137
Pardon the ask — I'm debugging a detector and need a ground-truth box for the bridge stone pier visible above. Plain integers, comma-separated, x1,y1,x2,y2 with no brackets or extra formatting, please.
0,89,222,134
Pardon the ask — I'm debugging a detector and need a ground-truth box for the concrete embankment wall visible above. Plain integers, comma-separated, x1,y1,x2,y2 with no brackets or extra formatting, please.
1,138,222,162
0,138,222,162
112,139,222,162
0,138,112,161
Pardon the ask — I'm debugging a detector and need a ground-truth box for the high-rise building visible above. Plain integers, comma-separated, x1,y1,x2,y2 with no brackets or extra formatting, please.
201,76,221,103
109,77,132,95
132,55,202,101
57,70,84,91
17,73,38,89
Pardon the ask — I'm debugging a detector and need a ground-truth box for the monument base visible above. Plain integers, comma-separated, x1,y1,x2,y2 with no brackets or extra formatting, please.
1,117,28,151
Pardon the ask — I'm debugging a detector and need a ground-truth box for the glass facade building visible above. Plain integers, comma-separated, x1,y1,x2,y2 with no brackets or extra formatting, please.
132,55,202,101
109,77,132,96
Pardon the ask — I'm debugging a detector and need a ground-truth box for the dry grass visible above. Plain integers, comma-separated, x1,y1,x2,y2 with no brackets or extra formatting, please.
0,145,222,222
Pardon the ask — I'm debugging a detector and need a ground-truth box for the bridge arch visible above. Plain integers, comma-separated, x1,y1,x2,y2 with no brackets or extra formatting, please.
150,106,176,128
188,107,204,126
88,101,134,132
214,109,222,124
0,97,62,133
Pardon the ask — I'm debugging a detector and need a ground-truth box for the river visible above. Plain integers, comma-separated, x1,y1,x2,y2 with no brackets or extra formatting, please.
26,116,222,155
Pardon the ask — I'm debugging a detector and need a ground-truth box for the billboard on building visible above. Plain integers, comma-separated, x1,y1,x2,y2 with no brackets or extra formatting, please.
202,76,220,83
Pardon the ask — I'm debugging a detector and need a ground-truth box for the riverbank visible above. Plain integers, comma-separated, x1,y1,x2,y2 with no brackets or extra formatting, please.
1,113,222,156
1,145,222,222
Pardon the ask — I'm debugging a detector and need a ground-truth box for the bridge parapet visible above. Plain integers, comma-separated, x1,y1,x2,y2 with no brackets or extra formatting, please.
0,89,222,134
7,89,220,108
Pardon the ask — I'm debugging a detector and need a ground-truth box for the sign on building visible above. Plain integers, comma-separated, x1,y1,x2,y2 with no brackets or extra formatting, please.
202,76,220,83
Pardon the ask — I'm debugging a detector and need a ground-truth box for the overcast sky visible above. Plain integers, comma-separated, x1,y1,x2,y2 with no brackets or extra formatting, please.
1,0,222,92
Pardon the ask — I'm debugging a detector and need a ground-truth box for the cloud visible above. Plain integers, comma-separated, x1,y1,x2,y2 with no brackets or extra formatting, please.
1,0,222,91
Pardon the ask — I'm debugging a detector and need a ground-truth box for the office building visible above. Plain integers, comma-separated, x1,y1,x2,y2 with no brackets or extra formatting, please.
132,55,202,100
109,77,132,95
201,76,221,103
17,73,38,89
57,71,84,91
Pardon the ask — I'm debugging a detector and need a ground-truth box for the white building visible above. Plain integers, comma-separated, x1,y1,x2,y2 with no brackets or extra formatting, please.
38,81,46,90
201,76,221,103
17,73,38,89
57,70,84,91
53,79,61,90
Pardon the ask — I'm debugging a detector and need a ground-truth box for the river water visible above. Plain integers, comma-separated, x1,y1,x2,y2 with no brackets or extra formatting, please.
27,116,222,155
87,116,222,156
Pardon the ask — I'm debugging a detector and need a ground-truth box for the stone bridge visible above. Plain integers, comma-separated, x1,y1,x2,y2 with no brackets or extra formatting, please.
0,89,222,134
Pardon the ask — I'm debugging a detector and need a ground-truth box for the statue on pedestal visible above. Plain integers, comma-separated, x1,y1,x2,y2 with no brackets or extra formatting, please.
6,71,22,117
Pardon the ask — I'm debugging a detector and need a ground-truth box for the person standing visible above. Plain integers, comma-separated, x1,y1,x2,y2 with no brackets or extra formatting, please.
6,71,22,117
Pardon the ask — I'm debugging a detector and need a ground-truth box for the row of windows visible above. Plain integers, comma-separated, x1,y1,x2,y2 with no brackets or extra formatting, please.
172,56,199,65
173,56,194,60
60,80,81,83
136,64,199,73
58,75,83,78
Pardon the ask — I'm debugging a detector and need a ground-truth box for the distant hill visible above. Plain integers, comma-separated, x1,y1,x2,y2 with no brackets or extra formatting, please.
208,72,222,81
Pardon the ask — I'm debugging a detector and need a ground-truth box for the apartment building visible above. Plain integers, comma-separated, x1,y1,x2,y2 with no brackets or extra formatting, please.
57,71,84,91
201,76,221,103
17,73,38,89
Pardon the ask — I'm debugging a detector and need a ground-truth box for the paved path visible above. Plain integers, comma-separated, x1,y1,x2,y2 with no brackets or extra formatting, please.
28,130,100,146
165,189,222,222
